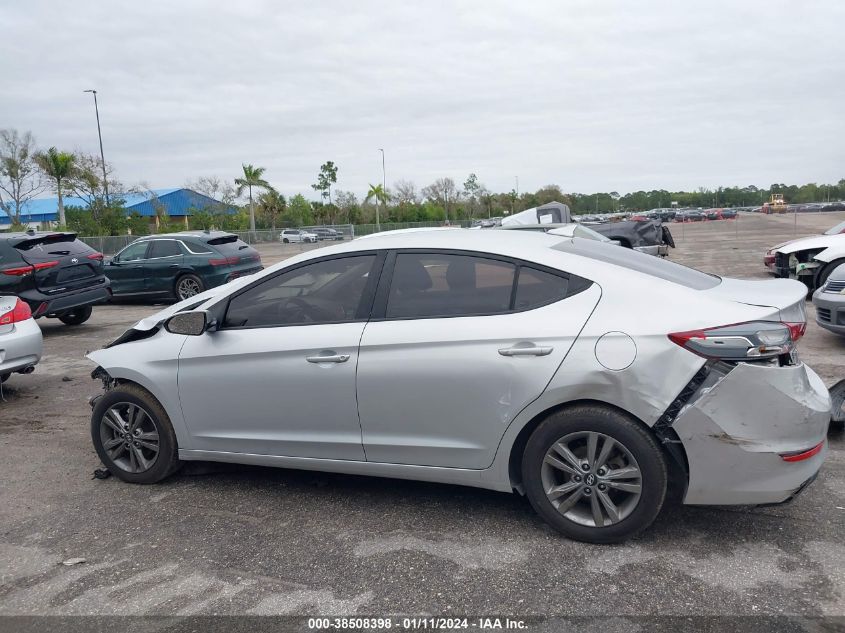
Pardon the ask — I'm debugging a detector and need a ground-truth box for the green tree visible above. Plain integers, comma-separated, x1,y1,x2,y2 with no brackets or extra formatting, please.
463,173,481,221
35,147,75,226
365,183,389,229
257,189,286,230
0,129,42,225
311,161,338,204
284,194,313,226
235,164,273,233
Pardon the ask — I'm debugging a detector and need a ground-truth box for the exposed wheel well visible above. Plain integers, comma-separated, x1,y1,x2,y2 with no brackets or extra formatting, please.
507,399,688,500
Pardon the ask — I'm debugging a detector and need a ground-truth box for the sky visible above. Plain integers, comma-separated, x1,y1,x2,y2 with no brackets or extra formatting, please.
2,0,844,202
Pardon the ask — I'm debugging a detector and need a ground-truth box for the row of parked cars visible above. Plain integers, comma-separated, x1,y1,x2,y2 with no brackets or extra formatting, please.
0,229,264,382
764,220,845,337
279,227,345,243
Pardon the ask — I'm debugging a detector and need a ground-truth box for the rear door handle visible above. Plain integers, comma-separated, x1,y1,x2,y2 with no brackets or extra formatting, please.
306,354,350,363
498,346,553,357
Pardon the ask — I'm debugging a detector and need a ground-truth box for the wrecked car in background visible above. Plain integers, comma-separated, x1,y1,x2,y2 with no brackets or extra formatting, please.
584,219,675,257
87,230,829,544
765,224,845,291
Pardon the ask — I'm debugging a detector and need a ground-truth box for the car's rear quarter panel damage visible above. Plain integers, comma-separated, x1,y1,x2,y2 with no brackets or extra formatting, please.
674,362,830,505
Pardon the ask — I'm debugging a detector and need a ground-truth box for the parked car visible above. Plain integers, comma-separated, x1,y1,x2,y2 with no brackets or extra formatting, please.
813,262,845,336
0,230,110,325
764,224,845,291
0,295,42,383
280,229,318,243
676,210,705,222
87,230,829,543
588,219,675,256
705,209,722,220
309,227,345,241
107,232,262,301
721,208,738,219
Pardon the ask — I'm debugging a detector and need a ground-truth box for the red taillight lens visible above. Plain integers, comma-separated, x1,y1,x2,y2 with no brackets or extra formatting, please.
32,261,59,271
0,298,32,325
209,256,239,266
784,322,806,342
2,265,34,276
780,440,824,462
87,253,104,261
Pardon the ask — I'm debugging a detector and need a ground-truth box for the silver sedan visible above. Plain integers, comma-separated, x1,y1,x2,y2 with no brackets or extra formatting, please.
0,296,42,383
87,230,830,543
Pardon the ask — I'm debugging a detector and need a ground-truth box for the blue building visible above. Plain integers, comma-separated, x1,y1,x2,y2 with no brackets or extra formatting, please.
0,188,237,229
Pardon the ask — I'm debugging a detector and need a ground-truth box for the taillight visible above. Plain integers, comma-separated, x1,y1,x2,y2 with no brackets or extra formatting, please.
0,298,32,325
87,253,104,261
2,265,34,276
32,261,59,271
209,256,239,266
668,320,802,361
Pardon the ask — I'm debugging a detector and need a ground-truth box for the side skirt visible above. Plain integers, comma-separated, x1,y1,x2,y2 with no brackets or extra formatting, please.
178,449,513,493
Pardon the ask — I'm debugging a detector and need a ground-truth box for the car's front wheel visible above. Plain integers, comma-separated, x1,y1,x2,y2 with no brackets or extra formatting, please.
58,305,92,325
522,405,667,543
91,383,181,483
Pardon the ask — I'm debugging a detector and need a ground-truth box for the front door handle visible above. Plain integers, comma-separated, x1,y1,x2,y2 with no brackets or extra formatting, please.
306,354,350,363
498,346,553,357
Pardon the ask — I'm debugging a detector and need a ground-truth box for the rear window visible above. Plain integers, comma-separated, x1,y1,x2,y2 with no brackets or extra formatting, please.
552,238,721,290
206,235,238,245
14,234,95,259
208,237,253,253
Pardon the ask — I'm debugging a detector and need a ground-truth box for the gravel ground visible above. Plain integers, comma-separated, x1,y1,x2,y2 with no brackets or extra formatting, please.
1,213,843,623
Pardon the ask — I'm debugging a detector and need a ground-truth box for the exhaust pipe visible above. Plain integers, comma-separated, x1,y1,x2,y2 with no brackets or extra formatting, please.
18,365,35,375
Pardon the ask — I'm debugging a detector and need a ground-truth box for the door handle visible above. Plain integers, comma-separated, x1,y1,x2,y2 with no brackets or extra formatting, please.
498,346,553,357
306,354,350,363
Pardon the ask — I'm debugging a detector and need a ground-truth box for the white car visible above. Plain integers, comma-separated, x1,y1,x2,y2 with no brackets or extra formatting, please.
765,221,845,290
279,229,318,244
0,296,43,383
87,230,829,543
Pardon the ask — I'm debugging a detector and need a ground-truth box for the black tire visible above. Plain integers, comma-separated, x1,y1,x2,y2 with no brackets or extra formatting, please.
58,305,92,326
522,405,667,543
91,383,181,484
174,273,204,301
814,258,845,291
1,373,9,383
282,238,290,243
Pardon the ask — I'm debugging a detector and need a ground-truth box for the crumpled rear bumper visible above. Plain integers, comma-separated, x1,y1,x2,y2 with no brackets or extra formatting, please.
674,361,830,505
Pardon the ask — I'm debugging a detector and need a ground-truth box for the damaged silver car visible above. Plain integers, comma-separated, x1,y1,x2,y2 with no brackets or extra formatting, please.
87,230,830,543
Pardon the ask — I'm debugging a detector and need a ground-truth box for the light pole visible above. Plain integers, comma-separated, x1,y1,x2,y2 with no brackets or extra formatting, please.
377,148,386,231
83,89,109,205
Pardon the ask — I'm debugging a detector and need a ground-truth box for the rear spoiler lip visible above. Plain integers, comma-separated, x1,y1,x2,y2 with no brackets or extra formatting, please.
11,232,79,249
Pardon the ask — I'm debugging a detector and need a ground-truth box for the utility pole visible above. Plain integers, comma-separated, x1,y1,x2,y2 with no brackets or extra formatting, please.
84,89,109,205
377,148,385,231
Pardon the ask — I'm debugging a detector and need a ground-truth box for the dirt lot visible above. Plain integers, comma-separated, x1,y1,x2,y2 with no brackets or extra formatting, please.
1,213,844,623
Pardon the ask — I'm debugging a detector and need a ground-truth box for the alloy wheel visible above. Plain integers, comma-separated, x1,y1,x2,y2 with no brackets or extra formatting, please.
177,277,201,300
541,431,642,528
99,403,160,473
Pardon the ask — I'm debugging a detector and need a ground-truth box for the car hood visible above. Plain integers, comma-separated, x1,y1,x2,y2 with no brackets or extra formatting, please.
702,276,807,321
774,233,845,255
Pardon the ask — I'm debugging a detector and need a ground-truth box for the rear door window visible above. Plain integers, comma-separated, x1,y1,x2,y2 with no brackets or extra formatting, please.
148,240,183,258
513,267,570,310
386,253,516,318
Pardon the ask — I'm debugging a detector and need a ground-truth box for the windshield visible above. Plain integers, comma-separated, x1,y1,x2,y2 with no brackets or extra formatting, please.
553,238,721,290
823,221,845,235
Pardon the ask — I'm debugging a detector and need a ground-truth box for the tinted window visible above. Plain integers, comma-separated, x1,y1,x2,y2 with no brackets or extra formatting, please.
224,255,376,328
552,238,720,290
148,240,182,258
514,267,569,310
386,253,516,318
117,242,149,262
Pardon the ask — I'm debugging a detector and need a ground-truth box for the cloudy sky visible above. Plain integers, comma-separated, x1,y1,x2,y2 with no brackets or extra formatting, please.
2,0,843,200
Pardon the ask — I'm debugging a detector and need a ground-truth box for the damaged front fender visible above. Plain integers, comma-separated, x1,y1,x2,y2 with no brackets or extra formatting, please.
674,362,830,505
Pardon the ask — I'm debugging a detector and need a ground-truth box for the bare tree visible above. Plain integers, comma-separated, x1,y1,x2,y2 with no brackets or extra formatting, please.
185,175,237,206
421,177,459,222
393,179,419,205
0,129,42,225
66,152,121,213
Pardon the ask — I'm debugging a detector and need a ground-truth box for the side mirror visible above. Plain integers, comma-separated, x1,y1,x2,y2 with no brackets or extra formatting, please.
164,310,212,336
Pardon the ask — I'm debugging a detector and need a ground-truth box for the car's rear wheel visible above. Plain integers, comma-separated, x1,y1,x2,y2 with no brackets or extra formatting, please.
282,238,290,243
175,274,204,301
58,305,92,325
91,383,181,483
522,405,667,543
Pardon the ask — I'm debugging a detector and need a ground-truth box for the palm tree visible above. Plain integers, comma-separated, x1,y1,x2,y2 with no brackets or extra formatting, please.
365,183,389,230
35,147,75,226
234,164,273,234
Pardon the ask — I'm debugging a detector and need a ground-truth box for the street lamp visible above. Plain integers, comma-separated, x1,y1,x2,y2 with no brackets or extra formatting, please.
377,148,386,231
83,89,110,205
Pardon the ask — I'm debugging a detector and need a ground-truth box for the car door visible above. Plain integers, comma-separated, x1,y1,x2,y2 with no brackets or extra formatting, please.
177,252,383,459
356,251,601,469
143,239,185,295
106,241,150,296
